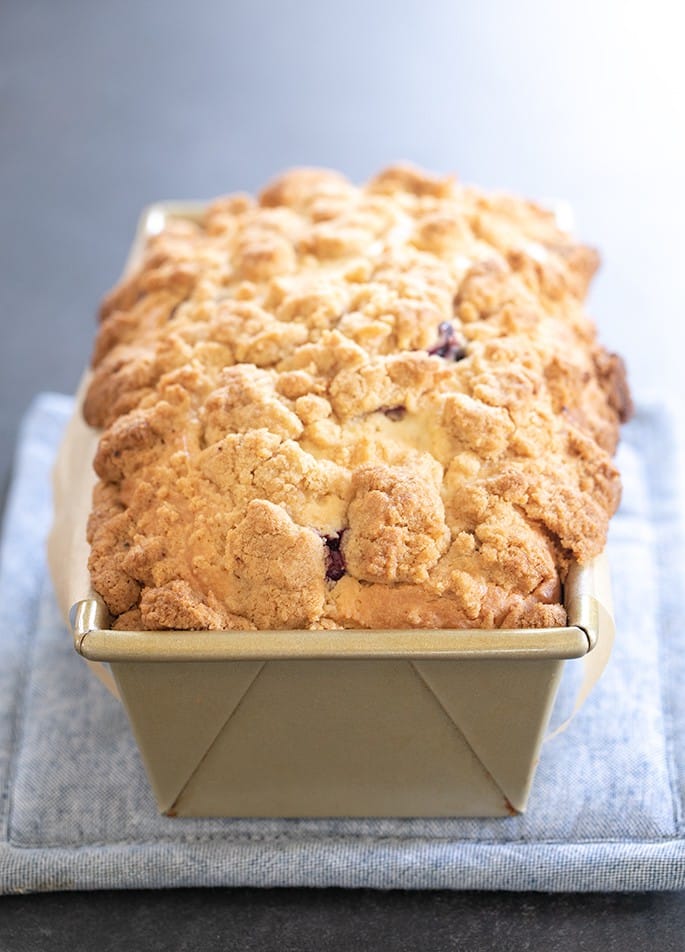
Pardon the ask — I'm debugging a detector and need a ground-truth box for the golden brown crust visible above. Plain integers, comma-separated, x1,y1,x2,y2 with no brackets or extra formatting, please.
85,163,629,630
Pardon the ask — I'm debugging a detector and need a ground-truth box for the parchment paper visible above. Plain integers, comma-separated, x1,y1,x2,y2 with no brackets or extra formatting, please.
46,373,120,698
45,198,613,726
46,381,614,730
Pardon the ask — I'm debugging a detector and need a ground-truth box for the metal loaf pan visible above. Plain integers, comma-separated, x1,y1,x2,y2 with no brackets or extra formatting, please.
57,202,614,818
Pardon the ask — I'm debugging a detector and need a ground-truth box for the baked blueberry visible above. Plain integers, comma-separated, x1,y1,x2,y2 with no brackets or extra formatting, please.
322,532,346,582
427,321,467,361
381,406,406,421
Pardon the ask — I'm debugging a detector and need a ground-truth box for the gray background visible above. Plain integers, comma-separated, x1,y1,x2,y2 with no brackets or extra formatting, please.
2,0,685,944
2,0,684,499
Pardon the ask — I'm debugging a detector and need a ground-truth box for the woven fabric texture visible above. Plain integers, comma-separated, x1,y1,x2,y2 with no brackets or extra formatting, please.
0,394,683,893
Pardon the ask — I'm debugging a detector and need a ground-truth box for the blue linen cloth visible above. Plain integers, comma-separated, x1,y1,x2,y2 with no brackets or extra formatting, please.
1,393,684,894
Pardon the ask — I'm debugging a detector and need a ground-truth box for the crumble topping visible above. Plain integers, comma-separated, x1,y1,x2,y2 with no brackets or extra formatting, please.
85,164,631,630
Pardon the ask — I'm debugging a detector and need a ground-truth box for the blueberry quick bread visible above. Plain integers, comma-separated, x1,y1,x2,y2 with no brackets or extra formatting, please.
84,165,631,632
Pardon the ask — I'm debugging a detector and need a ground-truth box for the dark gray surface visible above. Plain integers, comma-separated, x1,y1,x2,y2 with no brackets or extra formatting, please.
2,0,684,496
2,888,685,952
2,0,684,944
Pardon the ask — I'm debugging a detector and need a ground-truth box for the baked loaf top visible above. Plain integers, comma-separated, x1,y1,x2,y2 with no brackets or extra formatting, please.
84,165,631,631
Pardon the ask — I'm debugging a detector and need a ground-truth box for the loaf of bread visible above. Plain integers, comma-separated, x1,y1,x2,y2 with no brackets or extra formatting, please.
84,165,631,632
